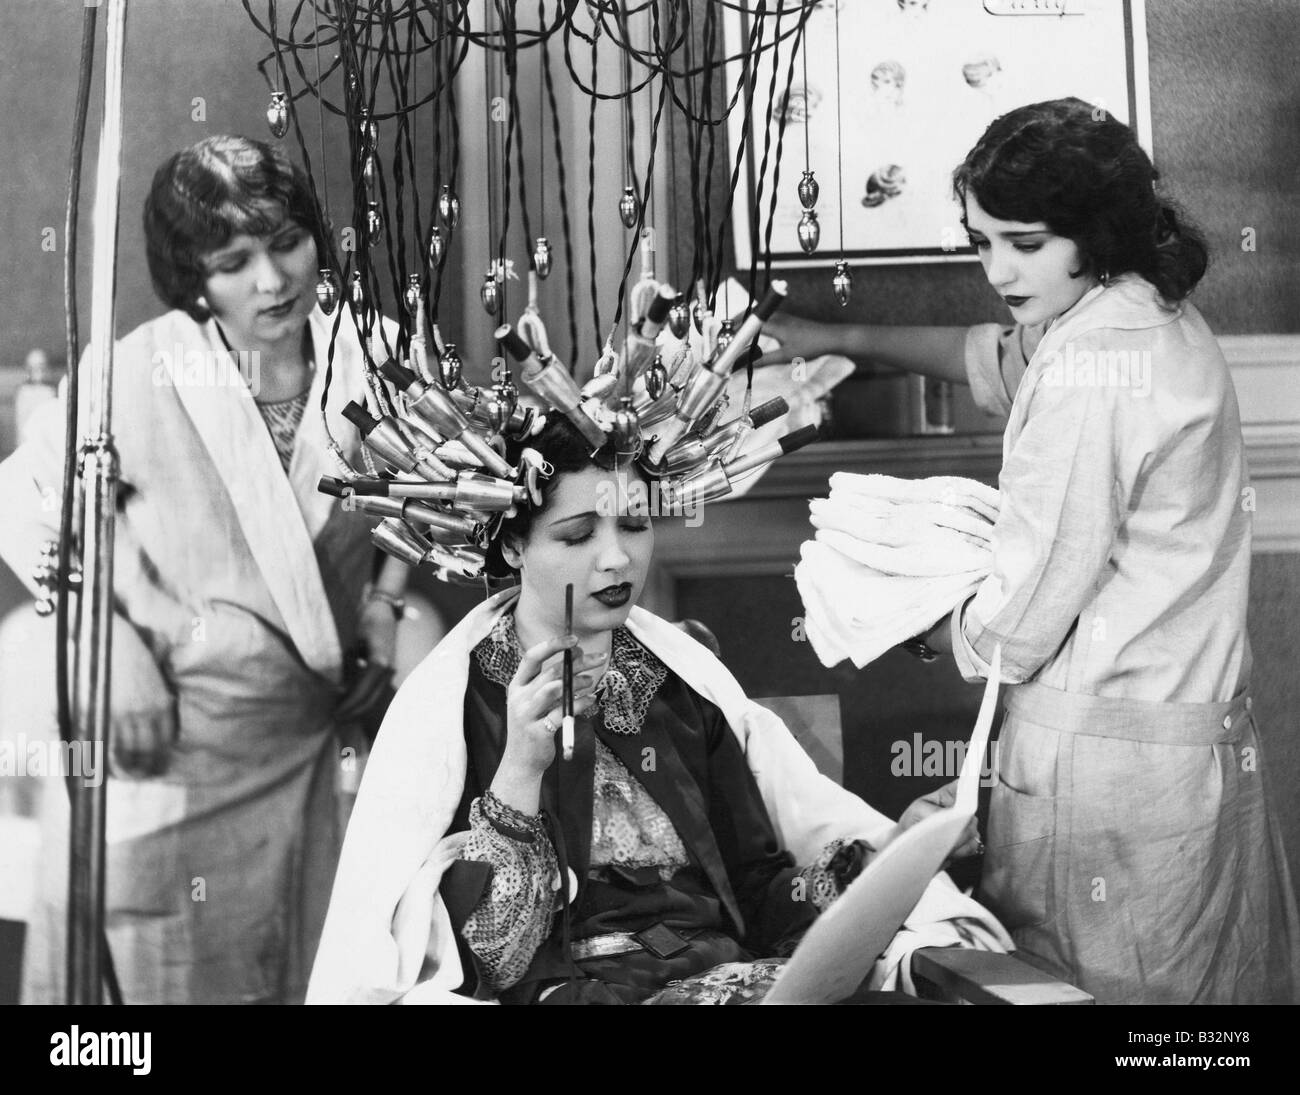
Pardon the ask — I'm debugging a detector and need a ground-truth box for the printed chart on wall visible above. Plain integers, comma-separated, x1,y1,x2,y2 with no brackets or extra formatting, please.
726,0,1150,267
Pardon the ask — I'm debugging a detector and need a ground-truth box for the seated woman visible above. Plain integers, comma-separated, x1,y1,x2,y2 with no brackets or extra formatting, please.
307,416,1010,1005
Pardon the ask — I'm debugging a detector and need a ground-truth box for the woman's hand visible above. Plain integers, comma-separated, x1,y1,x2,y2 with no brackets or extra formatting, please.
336,602,400,736
357,598,400,669
897,779,983,860
497,635,608,787
759,311,847,365
110,706,178,779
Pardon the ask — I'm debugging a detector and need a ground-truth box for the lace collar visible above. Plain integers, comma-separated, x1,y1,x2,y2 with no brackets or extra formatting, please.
473,612,667,735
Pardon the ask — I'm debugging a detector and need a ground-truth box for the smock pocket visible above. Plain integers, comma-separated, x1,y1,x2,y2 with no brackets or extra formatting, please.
982,768,1058,933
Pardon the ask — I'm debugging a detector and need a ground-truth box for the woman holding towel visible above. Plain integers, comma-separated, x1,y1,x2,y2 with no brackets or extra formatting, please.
769,98,1299,1003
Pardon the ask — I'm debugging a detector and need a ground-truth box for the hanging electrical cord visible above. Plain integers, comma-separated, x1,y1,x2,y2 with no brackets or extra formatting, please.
505,14,533,258
830,0,852,307
753,1,809,299
834,3,845,259
744,0,788,309
608,5,673,332
237,1,820,377
539,2,580,366
706,5,767,312
584,23,602,353
482,1,502,324
699,2,720,298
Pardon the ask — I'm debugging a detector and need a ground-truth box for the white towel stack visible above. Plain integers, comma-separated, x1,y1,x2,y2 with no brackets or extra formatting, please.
794,473,1000,669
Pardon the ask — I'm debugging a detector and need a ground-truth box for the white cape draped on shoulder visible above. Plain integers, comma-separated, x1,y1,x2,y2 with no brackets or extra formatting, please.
306,589,1010,1004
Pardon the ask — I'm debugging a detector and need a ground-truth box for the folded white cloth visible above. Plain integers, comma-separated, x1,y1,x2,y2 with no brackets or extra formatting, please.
795,474,1000,668
810,506,990,576
827,472,1001,524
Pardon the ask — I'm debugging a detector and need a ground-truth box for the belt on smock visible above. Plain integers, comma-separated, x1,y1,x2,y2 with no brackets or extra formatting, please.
1006,681,1253,745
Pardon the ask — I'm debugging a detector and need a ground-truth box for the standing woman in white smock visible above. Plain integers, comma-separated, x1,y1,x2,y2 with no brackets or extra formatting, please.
770,98,1299,1003
0,136,406,1002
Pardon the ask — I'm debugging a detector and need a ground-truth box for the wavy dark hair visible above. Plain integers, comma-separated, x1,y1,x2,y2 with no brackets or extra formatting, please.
143,135,327,322
953,98,1207,304
486,414,647,579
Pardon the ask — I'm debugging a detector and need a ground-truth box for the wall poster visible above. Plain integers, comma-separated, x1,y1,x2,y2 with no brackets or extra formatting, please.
726,0,1151,267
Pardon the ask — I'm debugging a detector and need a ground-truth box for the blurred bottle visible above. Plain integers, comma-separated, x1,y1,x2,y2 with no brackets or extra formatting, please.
15,349,59,446
909,374,954,436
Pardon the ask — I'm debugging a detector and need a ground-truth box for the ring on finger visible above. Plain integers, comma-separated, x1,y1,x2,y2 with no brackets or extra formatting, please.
542,716,557,734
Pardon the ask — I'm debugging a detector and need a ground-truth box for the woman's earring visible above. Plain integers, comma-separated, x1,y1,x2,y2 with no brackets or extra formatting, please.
1099,270,1111,288
195,294,210,312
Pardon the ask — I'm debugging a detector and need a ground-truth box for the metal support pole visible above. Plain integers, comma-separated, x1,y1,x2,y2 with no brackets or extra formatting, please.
68,0,128,1006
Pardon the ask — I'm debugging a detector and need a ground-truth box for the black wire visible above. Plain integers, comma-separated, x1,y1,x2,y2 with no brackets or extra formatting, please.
758,6,808,291
584,25,601,355
707,5,767,311
427,7,444,295
245,1,816,117
748,0,807,304
537,26,546,236
699,2,720,297
492,0,525,326
271,0,343,300
619,10,639,197
484,3,500,326
367,1,403,366
745,0,787,309
380,7,421,354
431,29,464,320
682,7,703,292
237,1,823,361
609,4,672,332
506,18,533,256
540,5,579,366
834,0,845,256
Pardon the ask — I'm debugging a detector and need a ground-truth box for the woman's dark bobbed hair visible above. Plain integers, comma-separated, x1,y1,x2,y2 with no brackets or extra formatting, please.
485,413,646,580
143,135,327,322
953,97,1207,304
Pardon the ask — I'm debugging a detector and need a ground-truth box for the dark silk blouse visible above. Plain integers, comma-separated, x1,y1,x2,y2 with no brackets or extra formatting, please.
440,649,823,1004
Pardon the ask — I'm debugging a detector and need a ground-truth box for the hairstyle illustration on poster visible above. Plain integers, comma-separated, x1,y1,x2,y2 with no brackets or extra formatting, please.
726,0,1151,267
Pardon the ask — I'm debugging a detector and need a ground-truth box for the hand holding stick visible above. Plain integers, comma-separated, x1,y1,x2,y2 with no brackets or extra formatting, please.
562,583,575,761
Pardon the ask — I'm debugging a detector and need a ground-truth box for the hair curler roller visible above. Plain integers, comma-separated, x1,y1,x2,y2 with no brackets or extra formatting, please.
662,397,789,476
342,402,456,483
496,324,607,449
378,359,515,479
318,476,482,541
664,425,819,507
372,518,485,578
622,284,678,392
646,341,766,464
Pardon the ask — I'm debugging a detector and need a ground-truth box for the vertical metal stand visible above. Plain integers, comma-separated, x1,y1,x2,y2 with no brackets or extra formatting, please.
67,0,127,1006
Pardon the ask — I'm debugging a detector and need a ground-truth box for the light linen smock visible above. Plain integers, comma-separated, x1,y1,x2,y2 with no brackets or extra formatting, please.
955,275,1299,1003
0,305,381,1003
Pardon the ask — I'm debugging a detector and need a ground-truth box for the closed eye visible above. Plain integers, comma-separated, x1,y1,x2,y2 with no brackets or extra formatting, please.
557,519,596,545
272,229,308,252
209,254,247,275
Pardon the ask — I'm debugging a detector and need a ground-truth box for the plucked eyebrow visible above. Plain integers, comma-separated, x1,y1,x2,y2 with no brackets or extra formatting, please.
964,223,1051,239
548,511,598,529
204,222,300,263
